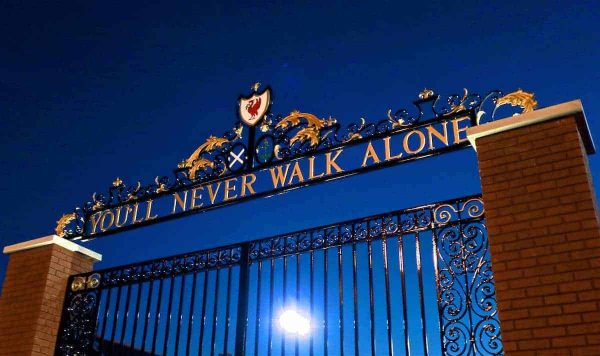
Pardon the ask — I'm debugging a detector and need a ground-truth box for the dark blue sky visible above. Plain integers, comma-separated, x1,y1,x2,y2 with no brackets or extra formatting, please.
1,0,599,287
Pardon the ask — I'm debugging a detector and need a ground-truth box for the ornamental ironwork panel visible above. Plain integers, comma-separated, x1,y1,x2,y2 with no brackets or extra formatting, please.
55,195,502,355
55,87,536,240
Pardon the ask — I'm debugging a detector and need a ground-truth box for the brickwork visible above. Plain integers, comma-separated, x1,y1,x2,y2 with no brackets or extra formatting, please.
0,243,96,355
476,116,600,355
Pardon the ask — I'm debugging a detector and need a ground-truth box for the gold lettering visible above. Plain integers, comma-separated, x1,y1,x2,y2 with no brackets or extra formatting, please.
427,122,449,149
100,210,115,232
308,156,324,179
288,162,305,185
325,150,344,175
114,205,132,228
131,203,143,224
90,212,102,235
241,174,256,197
452,117,471,144
172,191,188,214
190,188,204,209
206,182,222,204
224,178,238,201
403,130,426,154
362,142,381,167
269,164,291,188
145,200,158,221
383,137,402,161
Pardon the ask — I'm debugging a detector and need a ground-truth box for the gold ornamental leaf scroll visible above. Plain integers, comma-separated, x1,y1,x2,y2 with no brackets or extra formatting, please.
55,213,76,237
448,88,469,114
496,89,538,113
179,135,228,179
276,111,336,147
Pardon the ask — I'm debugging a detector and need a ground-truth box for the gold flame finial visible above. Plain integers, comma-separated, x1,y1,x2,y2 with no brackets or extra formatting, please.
112,177,123,187
495,89,537,113
251,82,261,92
419,88,435,100
55,213,76,237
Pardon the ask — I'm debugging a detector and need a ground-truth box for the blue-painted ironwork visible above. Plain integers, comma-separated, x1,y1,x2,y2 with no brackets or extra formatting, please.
55,195,502,355
57,87,536,240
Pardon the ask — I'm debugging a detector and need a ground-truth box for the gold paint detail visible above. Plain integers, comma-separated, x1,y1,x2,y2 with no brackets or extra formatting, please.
387,110,409,129
233,125,243,139
55,213,76,237
275,111,337,147
126,182,141,202
71,273,101,291
112,177,123,187
260,117,272,133
448,88,468,114
345,118,365,142
419,88,435,100
251,82,261,92
180,135,229,179
92,192,104,211
155,176,168,193
71,277,85,291
433,198,484,224
495,89,537,114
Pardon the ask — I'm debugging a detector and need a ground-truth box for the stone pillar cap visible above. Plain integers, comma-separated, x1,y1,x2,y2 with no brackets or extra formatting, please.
467,99,595,154
3,235,102,261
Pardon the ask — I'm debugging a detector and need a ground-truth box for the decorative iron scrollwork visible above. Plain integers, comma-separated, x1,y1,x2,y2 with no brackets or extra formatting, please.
436,221,502,355
71,273,101,291
56,195,501,355
55,87,535,239
56,292,99,355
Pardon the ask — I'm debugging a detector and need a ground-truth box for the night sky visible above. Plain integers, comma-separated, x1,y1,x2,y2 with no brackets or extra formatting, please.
1,0,599,301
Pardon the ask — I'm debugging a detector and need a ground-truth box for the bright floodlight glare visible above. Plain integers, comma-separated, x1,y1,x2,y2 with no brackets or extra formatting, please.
278,309,310,336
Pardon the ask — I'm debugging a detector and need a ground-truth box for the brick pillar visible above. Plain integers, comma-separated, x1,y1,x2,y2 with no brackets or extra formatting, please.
467,100,600,354
0,235,101,355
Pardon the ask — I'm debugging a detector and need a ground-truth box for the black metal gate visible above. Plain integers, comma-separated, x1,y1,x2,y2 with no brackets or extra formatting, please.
56,195,502,355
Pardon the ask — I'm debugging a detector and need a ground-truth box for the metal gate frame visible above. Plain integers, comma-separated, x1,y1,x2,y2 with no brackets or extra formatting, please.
56,194,502,355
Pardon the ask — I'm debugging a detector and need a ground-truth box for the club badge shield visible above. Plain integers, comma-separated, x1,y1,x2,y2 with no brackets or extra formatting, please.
238,88,271,126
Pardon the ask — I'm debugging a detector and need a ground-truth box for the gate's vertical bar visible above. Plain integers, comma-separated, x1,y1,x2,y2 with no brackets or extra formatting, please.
223,265,233,356
282,254,288,356
175,270,187,355
295,250,301,356
253,260,263,356
130,279,144,349
415,231,429,356
397,234,410,355
210,267,221,356
367,230,376,356
382,230,394,356
352,239,359,356
151,278,164,355
430,223,445,355
119,282,133,350
235,244,251,356
163,273,177,356
109,284,123,354
199,269,210,353
141,279,155,352
337,243,344,356
459,221,476,355
323,243,329,355
268,258,275,356
309,247,315,356
99,286,113,347
186,271,199,356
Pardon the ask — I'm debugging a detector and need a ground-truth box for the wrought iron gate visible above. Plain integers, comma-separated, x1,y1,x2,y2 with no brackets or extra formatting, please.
56,195,502,355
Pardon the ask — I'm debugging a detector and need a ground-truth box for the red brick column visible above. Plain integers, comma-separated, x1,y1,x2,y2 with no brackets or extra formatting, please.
0,235,101,355
467,100,600,354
